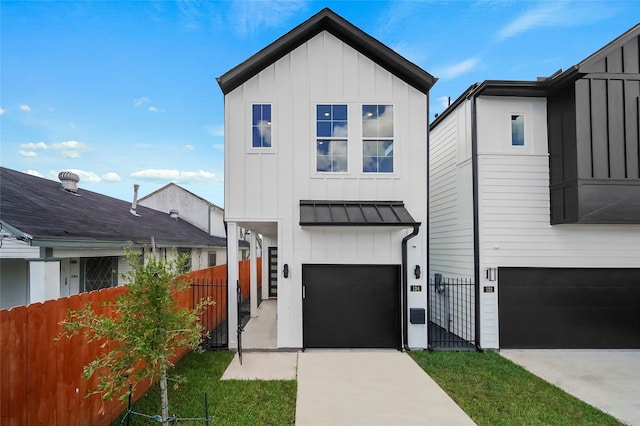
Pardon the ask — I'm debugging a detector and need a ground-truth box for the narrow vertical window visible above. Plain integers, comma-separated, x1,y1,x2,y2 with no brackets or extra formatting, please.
511,114,524,146
316,104,348,172
252,104,272,148
363,105,394,172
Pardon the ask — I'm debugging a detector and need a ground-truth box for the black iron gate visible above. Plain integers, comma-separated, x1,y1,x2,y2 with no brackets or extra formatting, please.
191,278,228,349
428,274,476,350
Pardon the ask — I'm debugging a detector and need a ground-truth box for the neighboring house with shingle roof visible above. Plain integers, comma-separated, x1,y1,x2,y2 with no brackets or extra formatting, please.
138,182,250,265
0,167,230,310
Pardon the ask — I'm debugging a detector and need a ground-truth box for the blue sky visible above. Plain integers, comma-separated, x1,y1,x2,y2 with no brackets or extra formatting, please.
2,1,638,206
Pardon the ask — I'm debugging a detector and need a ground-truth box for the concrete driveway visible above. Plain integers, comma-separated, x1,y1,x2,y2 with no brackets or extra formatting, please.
500,349,640,426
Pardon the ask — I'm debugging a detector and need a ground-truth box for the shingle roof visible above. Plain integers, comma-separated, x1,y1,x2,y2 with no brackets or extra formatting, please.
0,167,227,248
217,8,436,95
299,200,419,227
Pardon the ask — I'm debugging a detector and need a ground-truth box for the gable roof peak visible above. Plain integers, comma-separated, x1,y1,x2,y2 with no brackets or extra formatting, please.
217,7,435,95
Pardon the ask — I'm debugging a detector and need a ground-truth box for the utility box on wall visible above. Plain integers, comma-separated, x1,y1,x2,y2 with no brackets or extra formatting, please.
409,308,426,324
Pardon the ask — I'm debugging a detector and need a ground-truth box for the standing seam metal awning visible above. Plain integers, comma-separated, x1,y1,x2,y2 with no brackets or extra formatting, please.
299,200,420,227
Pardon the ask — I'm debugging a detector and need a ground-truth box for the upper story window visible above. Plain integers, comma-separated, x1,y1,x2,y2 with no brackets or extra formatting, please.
511,114,524,146
362,105,394,173
252,104,272,148
316,104,348,172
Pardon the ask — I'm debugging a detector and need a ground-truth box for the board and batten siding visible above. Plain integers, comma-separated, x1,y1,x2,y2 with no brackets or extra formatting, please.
225,31,428,348
476,96,640,348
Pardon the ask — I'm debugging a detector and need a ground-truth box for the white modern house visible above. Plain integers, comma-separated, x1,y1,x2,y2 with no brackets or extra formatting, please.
218,9,436,350
0,168,227,310
430,24,640,349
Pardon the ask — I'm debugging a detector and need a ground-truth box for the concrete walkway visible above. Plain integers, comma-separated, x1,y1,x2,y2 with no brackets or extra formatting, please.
501,349,640,426
242,299,277,350
296,350,476,426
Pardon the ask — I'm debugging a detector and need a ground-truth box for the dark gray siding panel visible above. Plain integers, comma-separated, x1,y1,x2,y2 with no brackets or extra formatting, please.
590,79,609,178
622,35,639,73
548,29,640,223
499,267,640,349
626,81,640,178
608,79,626,178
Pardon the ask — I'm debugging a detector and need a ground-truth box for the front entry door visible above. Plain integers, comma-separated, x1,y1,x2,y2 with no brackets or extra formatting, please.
268,247,278,298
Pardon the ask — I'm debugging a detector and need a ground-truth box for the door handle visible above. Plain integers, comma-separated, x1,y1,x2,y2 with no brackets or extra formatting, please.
302,285,305,299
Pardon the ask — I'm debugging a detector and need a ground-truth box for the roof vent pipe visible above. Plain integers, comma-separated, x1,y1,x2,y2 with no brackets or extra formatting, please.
58,171,80,193
169,209,179,220
130,184,141,217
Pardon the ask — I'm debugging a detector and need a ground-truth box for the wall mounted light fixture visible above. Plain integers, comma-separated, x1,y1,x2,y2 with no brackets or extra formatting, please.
414,265,421,279
283,263,289,278
486,267,497,281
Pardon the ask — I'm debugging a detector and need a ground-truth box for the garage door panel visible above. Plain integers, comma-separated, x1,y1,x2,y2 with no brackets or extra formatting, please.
499,268,640,348
303,264,400,349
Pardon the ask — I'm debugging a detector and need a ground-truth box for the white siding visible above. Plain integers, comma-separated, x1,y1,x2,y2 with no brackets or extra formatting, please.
225,31,429,348
429,100,474,278
0,238,39,259
139,184,225,237
476,97,640,348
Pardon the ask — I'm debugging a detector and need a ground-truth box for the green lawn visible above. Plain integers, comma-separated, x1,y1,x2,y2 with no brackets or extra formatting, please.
410,350,624,426
112,351,296,425
113,349,623,426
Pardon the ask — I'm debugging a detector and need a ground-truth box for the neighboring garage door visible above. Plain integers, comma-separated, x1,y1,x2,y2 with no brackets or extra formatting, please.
499,267,640,348
302,264,400,349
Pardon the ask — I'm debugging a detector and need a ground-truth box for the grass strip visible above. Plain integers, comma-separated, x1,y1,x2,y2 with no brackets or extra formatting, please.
410,350,623,426
112,350,296,425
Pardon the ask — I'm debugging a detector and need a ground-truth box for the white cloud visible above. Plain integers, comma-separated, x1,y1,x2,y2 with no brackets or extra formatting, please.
26,170,43,178
497,1,615,40
212,143,224,151
18,150,38,157
205,124,224,137
230,0,306,36
131,169,220,183
51,140,89,158
19,104,31,112
437,96,452,110
134,97,150,107
0,108,5,115
177,0,223,30
66,169,101,183
148,106,159,112
437,57,480,79
20,142,47,150
69,122,77,129
102,172,122,182
185,144,194,151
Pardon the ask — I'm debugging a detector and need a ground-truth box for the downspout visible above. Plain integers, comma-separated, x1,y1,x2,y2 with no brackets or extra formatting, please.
470,94,482,351
401,224,421,352
223,220,230,347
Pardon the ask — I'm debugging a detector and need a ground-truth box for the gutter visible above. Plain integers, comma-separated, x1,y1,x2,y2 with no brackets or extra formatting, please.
401,224,421,351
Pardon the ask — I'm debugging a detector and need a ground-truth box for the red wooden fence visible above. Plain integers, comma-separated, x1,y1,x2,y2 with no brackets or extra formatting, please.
0,258,261,425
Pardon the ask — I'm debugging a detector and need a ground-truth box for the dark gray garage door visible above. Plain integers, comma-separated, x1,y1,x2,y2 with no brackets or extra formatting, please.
499,267,640,348
302,264,400,349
